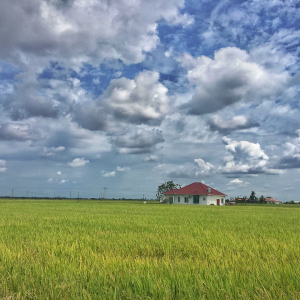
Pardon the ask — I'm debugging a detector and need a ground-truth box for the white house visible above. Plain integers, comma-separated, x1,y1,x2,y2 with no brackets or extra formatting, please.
163,182,227,205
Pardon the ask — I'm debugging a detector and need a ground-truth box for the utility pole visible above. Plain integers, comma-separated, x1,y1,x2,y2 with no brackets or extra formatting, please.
11,189,13,198
78,191,79,199
27,191,28,198
54,192,55,199
70,191,71,199
143,194,144,200
104,187,107,199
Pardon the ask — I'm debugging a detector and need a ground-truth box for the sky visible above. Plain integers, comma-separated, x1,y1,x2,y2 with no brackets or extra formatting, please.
0,0,300,200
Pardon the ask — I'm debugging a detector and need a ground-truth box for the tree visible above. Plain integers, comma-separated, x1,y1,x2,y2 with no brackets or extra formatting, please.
259,195,265,204
249,191,257,203
156,181,181,202
242,196,247,205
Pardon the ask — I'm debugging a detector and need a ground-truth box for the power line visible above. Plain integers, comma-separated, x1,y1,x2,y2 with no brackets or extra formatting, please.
0,185,155,193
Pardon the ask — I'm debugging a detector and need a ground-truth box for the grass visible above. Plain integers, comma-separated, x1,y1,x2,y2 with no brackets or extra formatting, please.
0,200,300,299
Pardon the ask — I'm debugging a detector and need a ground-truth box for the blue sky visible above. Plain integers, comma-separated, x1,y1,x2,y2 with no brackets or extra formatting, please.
0,0,300,200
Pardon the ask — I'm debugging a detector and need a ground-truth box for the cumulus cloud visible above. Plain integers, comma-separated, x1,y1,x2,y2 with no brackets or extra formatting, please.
47,178,53,183
180,47,289,115
68,157,89,168
276,130,300,169
116,166,130,172
0,0,192,66
59,179,69,184
0,159,7,172
227,178,250,190
156,158,215,178
111,128,164,154
208,115,259,133
103,71,169,125
200,1,300,75
42,146,65,156
220,137,283,175
283,186,295,191
228,178,243,185
4,77,60,120
73,71,169,130
72,104,107,131
144,155,158,162
0,0,189,132
194,159,215,174
102,171,116,177
0,123,38,141
57,171,62,175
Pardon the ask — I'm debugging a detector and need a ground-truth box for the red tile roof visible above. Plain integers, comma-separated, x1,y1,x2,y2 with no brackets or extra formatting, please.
265,197,280,202
164,182,226,196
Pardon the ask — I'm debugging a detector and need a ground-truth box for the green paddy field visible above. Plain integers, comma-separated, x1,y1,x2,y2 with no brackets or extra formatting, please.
0,200,299,299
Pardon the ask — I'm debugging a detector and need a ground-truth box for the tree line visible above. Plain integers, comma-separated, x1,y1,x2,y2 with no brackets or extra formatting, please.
233,191,267,204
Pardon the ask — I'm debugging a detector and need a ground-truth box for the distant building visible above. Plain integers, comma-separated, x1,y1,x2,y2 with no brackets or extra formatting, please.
229,198,248,203
163,182,226,205
236,198,248,202
265,197,280,204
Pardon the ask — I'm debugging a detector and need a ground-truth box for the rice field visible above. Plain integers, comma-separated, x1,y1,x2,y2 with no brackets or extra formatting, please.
0,200,300,299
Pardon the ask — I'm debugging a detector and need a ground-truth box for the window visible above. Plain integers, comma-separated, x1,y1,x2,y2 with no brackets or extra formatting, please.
178,197,180,203
203,197,206,201
184,197,189,203
193,195,200,204
221,198,224,204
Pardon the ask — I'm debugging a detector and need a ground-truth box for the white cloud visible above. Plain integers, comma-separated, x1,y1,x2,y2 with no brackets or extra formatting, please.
0,0,192,66
270,105,295,116
220,137,283,175
93,78,100,84
73,71,169,130
57,171,62,175
144,155,158,162
223,137,268,160
68,157,89,168
277,130,300,169
111,128,164,154
155,158,215,178
0,123,38,141
47,178,53,183
180,47,290,114
228,178,243,185
103,71,169,125
208,115,259,133
102,171,116,177
226,178,250,191
194,159,215,175
59,179,69,184
283,186,295,191
42,146,65,156
0,159,7,172
114,71,122,78
116,166,131,172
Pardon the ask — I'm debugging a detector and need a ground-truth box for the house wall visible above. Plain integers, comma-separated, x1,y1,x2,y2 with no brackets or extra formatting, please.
171,195,225,205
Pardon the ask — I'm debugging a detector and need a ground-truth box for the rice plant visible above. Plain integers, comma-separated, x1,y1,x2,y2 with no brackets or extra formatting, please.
0,200,299,299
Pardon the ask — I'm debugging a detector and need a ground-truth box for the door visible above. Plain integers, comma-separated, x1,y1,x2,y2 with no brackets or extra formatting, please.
193,195,199,204
217,199,220,205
